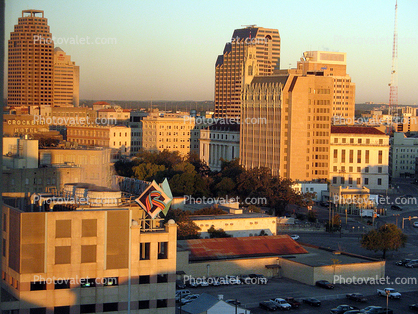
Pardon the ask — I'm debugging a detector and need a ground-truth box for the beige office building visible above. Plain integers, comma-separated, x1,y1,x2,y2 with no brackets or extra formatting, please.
241,71,333,180
54,48,80,107
8,10,54,108
214,26,280,118
329,126,389,193
1,202,177,313
293,51,356,123
142,114,205,156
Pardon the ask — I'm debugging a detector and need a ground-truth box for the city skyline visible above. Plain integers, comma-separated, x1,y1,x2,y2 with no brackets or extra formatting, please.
4,0,418,105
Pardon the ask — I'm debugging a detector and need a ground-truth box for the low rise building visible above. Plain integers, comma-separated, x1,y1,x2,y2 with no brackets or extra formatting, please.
199,122,240,171
329,126,389,194
390,132,418,178
189,213,277,238
1,197,177,314
292,181,328,202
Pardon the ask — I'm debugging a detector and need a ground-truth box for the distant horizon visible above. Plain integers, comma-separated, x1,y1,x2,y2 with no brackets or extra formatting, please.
5,0,418,104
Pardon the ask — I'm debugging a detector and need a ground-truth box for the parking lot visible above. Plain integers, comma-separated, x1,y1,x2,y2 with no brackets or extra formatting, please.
177,277,418,313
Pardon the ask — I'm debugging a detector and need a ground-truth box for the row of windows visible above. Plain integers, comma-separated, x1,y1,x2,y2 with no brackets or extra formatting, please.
332,177,383,186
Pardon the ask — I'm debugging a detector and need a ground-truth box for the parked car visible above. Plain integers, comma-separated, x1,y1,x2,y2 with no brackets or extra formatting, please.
343,311,366,314
175,290,190,302
346,293,367,302
330,304,359,314
362,306,393,314
225,299,241,306
290,234,300,240
414,221,418,228
259,300,278,311
409,304,418,311
180,294,200,305
320,201,329,207
405,260,418,268
395,258,411,266
176,280,186,289
391,205,403,211
302,297,321,306
376,288,401,299
284,297,300,308
315,280,334,289
270,298,292,310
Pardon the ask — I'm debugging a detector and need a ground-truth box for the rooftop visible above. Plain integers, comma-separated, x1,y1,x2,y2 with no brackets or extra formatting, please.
331,126,386,135
189,213,273,221
178,235,307,262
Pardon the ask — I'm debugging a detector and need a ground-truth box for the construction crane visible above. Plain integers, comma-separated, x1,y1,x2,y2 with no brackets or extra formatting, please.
388,0,398,121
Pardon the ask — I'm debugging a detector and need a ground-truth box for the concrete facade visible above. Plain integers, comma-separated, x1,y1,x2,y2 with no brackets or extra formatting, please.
330,126,390,193
390,132,418,178
54,48,80,107
1,204,177,314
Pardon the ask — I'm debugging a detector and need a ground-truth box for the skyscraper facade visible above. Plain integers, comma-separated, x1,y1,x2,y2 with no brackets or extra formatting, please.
8,10,54,107
214,26,280,119
54,47,80,107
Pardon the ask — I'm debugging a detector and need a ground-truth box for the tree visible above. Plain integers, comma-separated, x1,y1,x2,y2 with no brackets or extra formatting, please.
307,210,317,222
325,214,341,232
360,223,407,259
207,225,231,238
163,209,200,239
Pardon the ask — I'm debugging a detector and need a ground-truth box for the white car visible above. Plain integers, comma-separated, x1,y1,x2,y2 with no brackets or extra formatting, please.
413,221,418,228
181,294,200,305
270,298,292,310
290,235,300,240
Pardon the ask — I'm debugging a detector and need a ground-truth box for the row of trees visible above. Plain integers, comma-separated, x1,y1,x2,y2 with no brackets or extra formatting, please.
114,150,314,216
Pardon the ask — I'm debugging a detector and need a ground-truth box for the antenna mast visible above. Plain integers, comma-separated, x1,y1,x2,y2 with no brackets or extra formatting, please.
389,0,398,120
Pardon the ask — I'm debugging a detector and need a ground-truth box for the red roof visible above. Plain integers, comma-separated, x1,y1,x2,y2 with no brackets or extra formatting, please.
180,235,308,261
331,126,385,135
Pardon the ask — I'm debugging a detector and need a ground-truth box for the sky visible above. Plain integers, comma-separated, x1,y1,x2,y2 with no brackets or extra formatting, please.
4,0,418,105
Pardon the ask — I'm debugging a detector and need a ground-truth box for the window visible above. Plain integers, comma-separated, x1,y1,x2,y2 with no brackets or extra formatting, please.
364,178,369,185
333,149,337,159
55,220,71,238
80,304,96,313
378,178,382,186
139,300,150,309
357,178,361,185
30,309,46,314
365,150,370,163
157,299,168,308
357,150,361,163
103,277,118,286
2,214,6,231
55,246,71,264
158,242,168,259
82,219,97,237
365,167,369,173
2,239,6,257
341,150,346,163
378,167,382,173
80,278,96,288
157,274,168,283
140,242,150,260
139,275,150,284
340,177,344,184
349,178,353,185
378,150,383,164
54,280,70,290
332,177,337,184
54,306,70,314
103,303,118,312
30,281,46,291
81,245,96,263
349,150,354,163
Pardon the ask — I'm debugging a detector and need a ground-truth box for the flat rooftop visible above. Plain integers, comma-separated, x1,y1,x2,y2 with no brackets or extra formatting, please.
189,213,273,220
283,245,378,267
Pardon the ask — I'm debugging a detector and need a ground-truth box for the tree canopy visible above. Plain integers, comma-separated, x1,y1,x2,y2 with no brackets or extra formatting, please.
360,223,407,259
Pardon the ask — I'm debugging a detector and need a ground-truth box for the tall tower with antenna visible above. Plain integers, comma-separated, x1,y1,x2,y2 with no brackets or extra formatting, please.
389,0,398,119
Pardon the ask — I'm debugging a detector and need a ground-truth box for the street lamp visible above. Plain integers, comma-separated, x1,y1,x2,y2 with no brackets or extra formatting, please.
386,289,390,314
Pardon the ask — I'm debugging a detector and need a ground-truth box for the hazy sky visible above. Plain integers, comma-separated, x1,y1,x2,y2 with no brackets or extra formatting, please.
5,0,418,104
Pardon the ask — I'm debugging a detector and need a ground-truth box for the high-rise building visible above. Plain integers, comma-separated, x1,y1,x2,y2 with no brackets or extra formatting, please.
53,47,80,107
8,10,54,108
214,26,280,119
294,51,356,123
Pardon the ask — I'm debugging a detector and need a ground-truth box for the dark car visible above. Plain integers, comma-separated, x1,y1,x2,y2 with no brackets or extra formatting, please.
330,305,359,314
284,297,300,308
248,274,268,284
362,306,393,314
344,311,366,314
391,205,403,211
346,293,367,302
315,280,334,289
410,304,418,311
259,300,278,311
302,297,321,306
395,258,411,266
405,260,418,268
176,280,186,289
320,201,329,207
